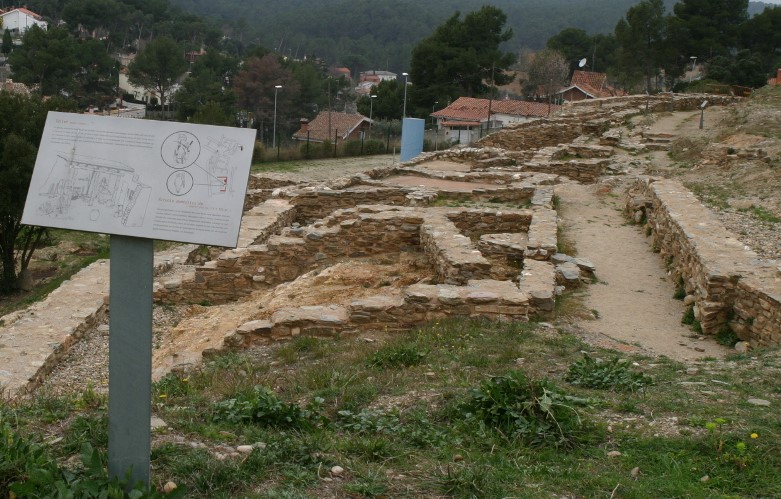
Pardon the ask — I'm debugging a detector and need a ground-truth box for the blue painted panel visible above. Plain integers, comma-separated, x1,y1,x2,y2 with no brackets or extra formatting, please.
400,118,425,163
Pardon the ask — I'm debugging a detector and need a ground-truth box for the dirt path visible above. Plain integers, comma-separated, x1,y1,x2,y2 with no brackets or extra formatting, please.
556,108,737,361
557,180,730,361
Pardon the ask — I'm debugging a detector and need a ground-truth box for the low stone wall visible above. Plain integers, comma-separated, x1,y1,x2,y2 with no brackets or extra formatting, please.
187,199,297,264
228,279,536,346
478,118,585,151
526,208,558,260
421,214,492,285
626,177,781,346
523,159,610,184
447,209,533,238
478,233,528,263
248,174,298,190
291,187,410,221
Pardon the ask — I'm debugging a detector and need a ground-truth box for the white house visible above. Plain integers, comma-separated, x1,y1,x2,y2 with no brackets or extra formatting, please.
118,69,180,106
431,97,561,145
1,8,48,36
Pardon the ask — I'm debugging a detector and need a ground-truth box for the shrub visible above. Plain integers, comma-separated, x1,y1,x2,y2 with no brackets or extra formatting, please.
1,422,171,497
342,139,363,156
364,139,387,155
565,355,653,392
716,325,740,347
211,385,320,428
461,370,592,447
252,142,264,163
367,344,428,368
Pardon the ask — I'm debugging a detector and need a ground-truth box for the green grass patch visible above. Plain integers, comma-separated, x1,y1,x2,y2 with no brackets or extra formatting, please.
4,317,781,497
739,205,781,224
566,355,653,392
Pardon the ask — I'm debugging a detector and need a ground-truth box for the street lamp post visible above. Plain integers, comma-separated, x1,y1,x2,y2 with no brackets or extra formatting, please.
402,72,409,118
369,94,377,126
431,101,438,128
272,85,282,149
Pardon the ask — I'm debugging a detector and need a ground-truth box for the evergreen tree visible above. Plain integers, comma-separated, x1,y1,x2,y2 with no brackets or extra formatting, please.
128,36,188,108
2,29,12,55
614,0,670,92
0,94,76,293
671,0,748,62
408,6,515,117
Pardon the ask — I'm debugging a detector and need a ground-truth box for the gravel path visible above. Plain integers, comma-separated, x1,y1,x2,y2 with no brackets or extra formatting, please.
717,210,781,261
41,305,188,395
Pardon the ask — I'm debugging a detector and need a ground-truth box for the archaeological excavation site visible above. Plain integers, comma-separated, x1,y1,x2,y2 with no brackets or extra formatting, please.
2,92,781,398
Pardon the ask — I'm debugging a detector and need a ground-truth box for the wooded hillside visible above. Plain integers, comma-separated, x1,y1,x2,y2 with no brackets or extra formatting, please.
169,0,771,72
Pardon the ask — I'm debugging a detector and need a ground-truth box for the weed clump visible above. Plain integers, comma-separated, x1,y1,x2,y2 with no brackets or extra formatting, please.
565,355,653,393
716,325,740,347
211,386,321,428
461,370,593,447
368,344,427,368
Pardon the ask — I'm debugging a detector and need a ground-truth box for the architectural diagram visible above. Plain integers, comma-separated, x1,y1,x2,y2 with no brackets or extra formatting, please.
35,151,151,227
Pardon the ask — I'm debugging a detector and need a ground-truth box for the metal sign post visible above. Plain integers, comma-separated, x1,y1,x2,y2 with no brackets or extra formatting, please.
108,235,153,486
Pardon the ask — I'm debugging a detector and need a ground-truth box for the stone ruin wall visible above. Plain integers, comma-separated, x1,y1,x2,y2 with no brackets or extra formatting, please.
626,177,781,346
157,202,557,307
407,145,611,185
477,94,738,154
291,188,410,221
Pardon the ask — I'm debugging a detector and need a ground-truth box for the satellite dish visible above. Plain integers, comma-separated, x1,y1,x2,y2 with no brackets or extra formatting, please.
578,58,587,68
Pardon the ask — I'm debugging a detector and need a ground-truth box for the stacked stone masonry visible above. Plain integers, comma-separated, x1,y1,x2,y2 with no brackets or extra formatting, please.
626,177,781,346
156,203,558,307
228,278,542,348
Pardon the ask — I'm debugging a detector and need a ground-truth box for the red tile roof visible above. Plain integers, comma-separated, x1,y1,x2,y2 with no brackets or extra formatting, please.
431,97,558,122
292,111,370,142
12,7,44,20
564,71,626,99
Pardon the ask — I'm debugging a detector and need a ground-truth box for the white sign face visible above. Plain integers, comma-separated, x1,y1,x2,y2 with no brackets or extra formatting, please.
21,112,256,247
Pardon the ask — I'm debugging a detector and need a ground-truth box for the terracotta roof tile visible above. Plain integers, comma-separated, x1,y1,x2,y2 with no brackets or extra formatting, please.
293,111,370,142
566,71,626,99
14,7,44,20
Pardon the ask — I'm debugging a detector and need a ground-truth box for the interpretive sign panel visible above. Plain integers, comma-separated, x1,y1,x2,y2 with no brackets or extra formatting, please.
22,112,256,247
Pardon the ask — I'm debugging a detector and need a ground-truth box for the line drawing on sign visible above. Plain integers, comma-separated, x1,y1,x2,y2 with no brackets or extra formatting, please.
35,151,151,227
161,131,200,169
161,134,246,198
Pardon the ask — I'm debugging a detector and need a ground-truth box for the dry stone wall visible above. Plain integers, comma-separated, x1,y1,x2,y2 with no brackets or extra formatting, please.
291,187,410,221
156,203,557,309
228,279,540,347
626,177,781,346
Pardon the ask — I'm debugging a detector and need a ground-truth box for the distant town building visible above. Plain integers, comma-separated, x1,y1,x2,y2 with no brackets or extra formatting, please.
292,111,372,143
0,8,48,35
186,48,207,64
768,69,781,86
330,67,352,80
356,70,397,95
555,70,627,102
431,96,559,145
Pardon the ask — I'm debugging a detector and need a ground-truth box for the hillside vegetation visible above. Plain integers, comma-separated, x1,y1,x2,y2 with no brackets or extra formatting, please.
170,0,770,72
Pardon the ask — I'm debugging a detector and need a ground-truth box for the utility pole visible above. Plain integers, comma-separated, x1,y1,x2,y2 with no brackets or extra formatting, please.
486,63,495,134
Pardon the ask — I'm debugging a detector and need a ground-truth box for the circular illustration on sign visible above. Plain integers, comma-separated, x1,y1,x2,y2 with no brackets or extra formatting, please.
166,170,194,196
161,131,200,169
